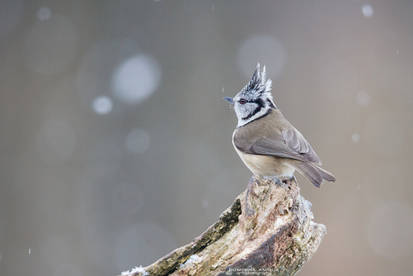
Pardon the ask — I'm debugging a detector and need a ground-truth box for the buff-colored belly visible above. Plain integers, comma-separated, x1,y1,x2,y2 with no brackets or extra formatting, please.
235,148,295,177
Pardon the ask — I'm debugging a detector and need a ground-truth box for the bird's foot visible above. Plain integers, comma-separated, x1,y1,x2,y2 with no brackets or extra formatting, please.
281,175,296,185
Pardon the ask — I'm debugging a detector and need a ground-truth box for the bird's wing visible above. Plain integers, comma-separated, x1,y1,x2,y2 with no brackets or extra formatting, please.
234,123,321,164
280,128,321,164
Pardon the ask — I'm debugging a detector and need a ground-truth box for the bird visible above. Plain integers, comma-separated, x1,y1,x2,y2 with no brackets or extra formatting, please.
224,63,335,188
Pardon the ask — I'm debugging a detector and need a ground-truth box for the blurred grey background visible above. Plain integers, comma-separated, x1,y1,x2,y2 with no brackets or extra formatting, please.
1,0,413,275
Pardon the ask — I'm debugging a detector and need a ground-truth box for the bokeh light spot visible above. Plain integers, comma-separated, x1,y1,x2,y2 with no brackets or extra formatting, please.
37,7,52,21
351,133,360,143
92,96,113,115
362,4,374,18
112,54,161,104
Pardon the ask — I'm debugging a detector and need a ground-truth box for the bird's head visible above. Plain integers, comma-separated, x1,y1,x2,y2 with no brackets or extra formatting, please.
225,63,277,127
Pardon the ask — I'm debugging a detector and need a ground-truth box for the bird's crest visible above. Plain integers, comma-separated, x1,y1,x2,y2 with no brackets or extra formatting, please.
243,63,272,98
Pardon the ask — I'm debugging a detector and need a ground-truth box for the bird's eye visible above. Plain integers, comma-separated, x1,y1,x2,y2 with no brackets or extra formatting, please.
239,99,247,105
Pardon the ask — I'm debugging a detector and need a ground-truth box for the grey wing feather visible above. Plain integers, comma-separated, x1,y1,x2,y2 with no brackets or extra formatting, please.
235,128,321,164
248,138,300,160
282,128,321,164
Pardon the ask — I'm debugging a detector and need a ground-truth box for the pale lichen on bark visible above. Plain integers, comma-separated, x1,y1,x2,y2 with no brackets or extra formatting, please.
120,176,326,276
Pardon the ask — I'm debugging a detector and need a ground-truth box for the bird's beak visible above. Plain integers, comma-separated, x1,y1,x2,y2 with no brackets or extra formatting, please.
224,97,234,105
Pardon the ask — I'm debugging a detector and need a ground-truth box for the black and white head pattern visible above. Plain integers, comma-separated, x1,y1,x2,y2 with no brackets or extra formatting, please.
233,63,277,127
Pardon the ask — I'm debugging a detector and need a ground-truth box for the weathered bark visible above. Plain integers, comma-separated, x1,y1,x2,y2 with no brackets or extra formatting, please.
120,176,326,276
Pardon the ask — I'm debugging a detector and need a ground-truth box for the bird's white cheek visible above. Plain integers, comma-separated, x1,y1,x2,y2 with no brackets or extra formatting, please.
238,105,246,113
234,105,242,117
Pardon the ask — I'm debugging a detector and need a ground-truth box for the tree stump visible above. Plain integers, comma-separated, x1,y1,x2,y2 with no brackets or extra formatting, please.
120,176,326,276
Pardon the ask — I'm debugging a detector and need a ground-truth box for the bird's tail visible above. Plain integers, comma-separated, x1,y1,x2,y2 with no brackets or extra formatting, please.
294,161,336,188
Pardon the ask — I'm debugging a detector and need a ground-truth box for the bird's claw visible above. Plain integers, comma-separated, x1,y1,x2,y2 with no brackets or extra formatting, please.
281,175,296,185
